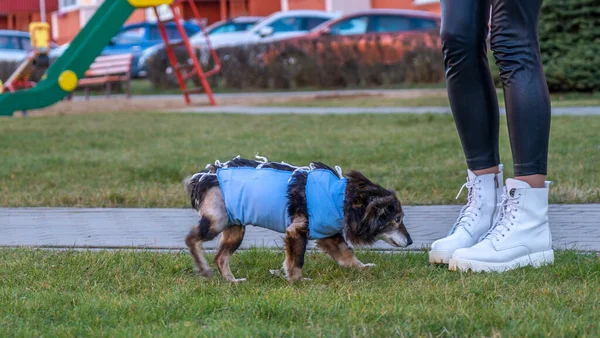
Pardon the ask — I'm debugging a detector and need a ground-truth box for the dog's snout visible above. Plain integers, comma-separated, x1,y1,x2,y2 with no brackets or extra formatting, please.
406,235,413,246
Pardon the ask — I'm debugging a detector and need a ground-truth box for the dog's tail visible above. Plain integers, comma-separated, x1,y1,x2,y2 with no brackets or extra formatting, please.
183,175,195,195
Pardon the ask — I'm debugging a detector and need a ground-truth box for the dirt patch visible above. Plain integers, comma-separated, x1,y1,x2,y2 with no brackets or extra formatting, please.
9,88,449,117
14,98,192,117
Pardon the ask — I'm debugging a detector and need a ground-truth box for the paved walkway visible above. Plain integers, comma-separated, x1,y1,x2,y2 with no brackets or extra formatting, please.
172,105,600,116
72,88,448,103
2,205,598,251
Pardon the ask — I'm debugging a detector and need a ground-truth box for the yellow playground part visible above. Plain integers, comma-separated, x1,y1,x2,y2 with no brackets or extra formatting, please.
29,22,51,51
127,0,173,8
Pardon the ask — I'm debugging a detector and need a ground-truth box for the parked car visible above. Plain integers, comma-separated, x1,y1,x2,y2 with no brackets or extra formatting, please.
49,21,201,77
105,21,200,77
205,16,264,35
0,29,58,62
259,9,441,85
139,10,341,85
190,10,340,50
136,16,263,79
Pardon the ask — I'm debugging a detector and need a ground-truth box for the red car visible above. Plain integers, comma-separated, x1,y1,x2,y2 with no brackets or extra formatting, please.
307,9,440,39
263,9,441,66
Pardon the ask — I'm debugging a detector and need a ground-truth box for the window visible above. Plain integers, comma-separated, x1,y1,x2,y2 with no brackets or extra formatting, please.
148,26,161,40
411,18,438,30
59,0,78,9
209,23,239,35
148,26,179,40
267,16,303,33
329,16,368,36
304,17,329,31
112,27,146,44
209,22,256,35
372,15,412,33
238,22,258,31
0,36,20,50
20,37,32,52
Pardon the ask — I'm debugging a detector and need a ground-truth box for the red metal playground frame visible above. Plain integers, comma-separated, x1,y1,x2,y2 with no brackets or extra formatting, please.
153,0,221,106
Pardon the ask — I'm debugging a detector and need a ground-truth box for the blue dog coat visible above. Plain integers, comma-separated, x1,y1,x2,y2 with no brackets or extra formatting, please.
216,167,347,240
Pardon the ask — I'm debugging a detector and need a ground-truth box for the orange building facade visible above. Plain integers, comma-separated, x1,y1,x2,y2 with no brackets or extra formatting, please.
7,0,439,45
0,0,59,31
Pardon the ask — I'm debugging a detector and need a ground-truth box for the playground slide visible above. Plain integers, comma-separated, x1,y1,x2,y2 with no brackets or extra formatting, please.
0,0,171,116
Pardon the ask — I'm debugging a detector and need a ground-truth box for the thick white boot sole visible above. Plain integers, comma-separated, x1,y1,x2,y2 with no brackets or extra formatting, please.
429,250,454,264
448,250,554,272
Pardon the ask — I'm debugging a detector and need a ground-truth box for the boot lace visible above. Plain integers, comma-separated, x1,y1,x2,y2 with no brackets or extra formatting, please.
483,188,520,241
448,177,483,235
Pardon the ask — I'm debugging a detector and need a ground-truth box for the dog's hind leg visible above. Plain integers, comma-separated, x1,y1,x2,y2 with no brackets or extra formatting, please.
214,225,246,282
283,215,309,283
316,234,375,269
185,187,229,278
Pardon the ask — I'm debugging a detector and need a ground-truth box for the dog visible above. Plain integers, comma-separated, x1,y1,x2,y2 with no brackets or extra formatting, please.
184,155,412,283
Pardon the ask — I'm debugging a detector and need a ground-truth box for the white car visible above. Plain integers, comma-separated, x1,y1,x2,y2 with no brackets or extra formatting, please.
190,10,340,48
1,30,59,62
138,10,341,70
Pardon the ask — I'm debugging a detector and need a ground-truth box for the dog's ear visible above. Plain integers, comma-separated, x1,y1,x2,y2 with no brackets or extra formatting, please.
363,195,396,221
347,171,395,197
345,170,373,187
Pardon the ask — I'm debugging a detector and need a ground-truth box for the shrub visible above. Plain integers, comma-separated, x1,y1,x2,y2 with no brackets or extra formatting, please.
146,32,445,90
1,60,47,85
538,0,600,92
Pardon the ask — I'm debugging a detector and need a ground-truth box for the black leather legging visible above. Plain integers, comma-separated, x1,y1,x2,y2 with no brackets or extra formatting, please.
441,0,551,176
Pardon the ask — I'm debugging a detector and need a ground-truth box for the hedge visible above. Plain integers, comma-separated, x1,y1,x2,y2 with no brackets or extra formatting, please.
146,32,445,90
538,0,600,92
0,60,45,84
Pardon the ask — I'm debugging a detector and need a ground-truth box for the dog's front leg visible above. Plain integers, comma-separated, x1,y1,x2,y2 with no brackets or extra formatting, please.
283,216,309,283
317,234,375,269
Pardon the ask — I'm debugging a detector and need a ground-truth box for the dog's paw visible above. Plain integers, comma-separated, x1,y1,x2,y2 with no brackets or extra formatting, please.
195,268,214,278
231,278,247,283
270,269,284,277
286,276,311,283
362,263,377,269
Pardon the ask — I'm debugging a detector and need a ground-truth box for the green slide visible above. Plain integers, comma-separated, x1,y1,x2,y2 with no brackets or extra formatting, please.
0,0,136,116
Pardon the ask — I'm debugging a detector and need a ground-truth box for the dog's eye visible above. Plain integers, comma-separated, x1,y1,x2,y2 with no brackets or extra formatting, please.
395,216,402,223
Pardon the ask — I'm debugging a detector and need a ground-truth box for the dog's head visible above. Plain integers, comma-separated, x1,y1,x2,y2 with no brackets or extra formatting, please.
344,171,412,248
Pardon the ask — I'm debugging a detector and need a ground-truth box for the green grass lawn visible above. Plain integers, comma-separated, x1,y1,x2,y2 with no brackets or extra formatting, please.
1,113,599,207
1,249,599,337
269,91,600,108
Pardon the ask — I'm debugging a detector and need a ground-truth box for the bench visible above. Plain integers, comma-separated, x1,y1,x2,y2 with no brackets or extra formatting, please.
78,54,133,99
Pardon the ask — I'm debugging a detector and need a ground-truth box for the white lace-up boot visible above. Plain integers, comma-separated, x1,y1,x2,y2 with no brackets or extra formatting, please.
429,166,504,264
449,179,554,272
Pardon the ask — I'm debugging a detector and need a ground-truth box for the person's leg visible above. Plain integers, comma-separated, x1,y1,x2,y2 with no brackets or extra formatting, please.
490,0,551,187
430,0,505,265
449,0,553,272
441,0,500,172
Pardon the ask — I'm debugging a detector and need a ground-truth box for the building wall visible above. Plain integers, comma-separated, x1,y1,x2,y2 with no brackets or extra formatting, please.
229,0,248,16
53,10,79,44
371,0,440,13
4,12,40,31
287,0,325,11
248,0,280,17
47,0,439,45
331,0,370,13
198,2,221,24
125,9,147,25
417,3,440,13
